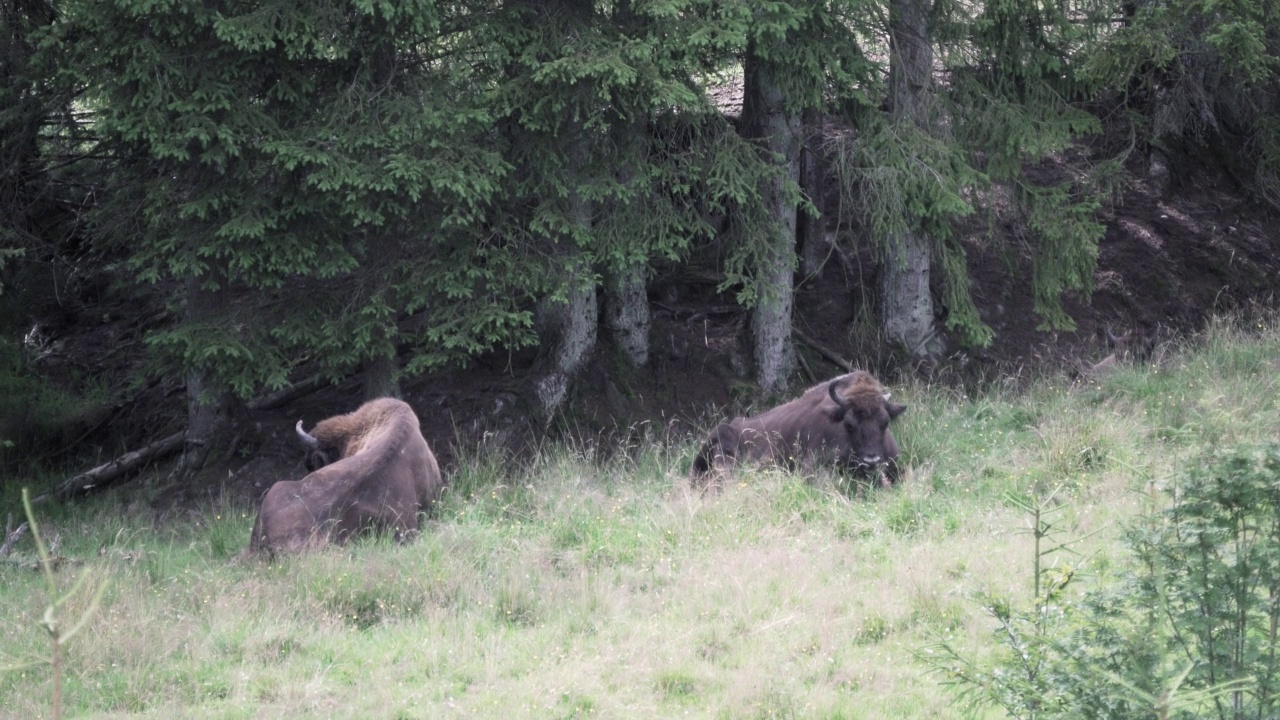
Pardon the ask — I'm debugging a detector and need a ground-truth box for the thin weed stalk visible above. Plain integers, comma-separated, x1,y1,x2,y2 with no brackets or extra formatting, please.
13,488,108,720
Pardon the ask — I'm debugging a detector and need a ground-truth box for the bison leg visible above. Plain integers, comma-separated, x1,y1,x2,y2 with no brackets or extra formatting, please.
390,505,422,544
881,429,901,486
881,458,900,487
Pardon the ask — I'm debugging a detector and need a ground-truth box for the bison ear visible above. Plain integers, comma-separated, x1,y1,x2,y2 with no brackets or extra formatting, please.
305,450,332,473
886,402,907,420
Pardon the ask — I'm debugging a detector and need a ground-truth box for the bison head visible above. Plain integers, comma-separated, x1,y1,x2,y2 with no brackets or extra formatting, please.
1105,325,1155,363
295,420,335,471
827,374,906,469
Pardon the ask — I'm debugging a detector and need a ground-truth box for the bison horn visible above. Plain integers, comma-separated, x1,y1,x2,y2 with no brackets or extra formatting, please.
828,376,851,407
295,420,320,449
827,376,855,421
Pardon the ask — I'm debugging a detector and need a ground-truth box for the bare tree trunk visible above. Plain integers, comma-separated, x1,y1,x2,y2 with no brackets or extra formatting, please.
883,0,944,359
603,264,649,369
532,124,598,420
362,350,400,400
798,109,827,279
360,48,404,403
602,111,650,371
742,46,800,394
881,232,939,357
533,260,597,419
168,271,230,482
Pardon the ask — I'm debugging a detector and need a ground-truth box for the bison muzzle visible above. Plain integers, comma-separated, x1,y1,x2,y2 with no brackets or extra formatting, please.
691,371,906,486
246,397,443,555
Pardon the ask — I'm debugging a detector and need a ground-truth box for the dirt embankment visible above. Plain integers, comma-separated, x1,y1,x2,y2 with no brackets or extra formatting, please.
16,142,1280,512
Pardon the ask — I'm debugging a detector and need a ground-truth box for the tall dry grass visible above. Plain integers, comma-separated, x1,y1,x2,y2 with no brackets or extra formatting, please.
3,314,1279,718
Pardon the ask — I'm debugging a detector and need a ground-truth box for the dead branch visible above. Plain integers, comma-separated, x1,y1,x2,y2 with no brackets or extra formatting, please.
794,328,853,374
247,374,331,411
0,516,28,557
795,348,817,386
1,554,82,571
49,374,331,501
652,301,743,321
52,431,186,500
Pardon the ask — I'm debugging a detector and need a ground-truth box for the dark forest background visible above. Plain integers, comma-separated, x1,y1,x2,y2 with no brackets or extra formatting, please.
4,0,1280,502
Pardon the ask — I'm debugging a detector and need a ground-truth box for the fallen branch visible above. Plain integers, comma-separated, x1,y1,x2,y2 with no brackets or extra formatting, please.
52,431,185,499
247,374,331,412
1,552,84,571
652,301,743,321
794,328,853,373
0,515,29,557
49,374,331,501
795,346,818,386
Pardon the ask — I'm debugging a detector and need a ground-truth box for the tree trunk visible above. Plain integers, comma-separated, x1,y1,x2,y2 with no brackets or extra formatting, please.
881,232,939,356
531,124,597,420
602,111,650,371
798,109,827,279
603,264,649,369
742,46,800,394
168,271,230,482
533,263,597,420
883,0,944,359
362,46,402,402
362,349,400,400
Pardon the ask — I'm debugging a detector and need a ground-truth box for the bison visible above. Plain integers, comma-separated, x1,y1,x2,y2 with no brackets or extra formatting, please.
1077,326,1157,380
691,371,906,486
246,397,443,555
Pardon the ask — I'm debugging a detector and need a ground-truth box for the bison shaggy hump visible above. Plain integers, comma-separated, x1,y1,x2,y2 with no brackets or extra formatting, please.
246,397,443,555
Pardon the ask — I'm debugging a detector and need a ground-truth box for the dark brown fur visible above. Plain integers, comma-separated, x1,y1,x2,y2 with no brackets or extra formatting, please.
691,371,906,485
1077,326,1157,379
246,398,443,555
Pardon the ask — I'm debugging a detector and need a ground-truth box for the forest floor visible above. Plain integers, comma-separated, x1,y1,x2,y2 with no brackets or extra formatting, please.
13,137,1280,518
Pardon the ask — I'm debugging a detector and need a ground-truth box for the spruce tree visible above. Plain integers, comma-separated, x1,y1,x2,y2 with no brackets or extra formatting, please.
482,0,748,416
0,0,66,289
1085,0,1280,208
50,0,509,477
721,0,880,391
941,0,1110,333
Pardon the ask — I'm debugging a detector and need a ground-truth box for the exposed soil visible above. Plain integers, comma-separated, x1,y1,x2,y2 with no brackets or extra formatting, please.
14,137,1280,518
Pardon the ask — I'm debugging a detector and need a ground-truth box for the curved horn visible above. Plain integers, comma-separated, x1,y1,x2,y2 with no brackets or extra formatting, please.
295,420,320,449
828,376,852,407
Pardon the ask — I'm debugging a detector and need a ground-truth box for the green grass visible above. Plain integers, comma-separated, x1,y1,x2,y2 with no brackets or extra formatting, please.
4,315,1280,718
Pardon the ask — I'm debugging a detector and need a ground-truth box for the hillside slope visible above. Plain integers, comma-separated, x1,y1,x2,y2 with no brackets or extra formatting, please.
13,144,1280,510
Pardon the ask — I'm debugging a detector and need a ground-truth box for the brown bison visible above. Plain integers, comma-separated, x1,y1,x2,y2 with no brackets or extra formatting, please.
1077,326,1157,379
691,371,906,485
246,397,443,555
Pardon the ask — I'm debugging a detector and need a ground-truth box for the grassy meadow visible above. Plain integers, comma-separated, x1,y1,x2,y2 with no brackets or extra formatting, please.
3,316,1279,719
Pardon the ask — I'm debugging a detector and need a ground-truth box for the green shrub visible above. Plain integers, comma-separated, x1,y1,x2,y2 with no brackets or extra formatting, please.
929,442,1280,719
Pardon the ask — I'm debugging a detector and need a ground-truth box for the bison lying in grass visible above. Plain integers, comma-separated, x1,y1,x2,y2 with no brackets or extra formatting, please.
692,371,906,486
247,397,442,555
